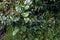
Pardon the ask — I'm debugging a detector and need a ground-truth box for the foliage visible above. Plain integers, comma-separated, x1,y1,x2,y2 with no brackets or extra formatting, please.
0,0,60,40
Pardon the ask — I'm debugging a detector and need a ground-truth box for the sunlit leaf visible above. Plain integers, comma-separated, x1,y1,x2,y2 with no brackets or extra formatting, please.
21,12,30,17
25,5,29,10
34,38,38,40
13,27,19,36
24,18,30,23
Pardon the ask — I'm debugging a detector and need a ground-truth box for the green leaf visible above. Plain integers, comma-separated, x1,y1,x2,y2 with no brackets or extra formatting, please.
24,18,30,23
13,27,19,36
4,26,14,40
21,26,27,32
13,17,20,22
21,12,30,17
2,16,6,20
25,5,29,10
34,38,38,40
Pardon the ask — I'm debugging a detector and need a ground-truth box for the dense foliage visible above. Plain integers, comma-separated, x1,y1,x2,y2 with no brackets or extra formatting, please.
0,0,60,40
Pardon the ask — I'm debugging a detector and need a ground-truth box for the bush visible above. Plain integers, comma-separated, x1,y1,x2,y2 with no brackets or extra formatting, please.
0,0,60,40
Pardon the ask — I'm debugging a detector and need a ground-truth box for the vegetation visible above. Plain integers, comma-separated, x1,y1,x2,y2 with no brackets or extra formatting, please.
0,0,60,40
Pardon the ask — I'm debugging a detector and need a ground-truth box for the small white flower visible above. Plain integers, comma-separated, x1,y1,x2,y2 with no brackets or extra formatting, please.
15,6,22,12
24,0,32,5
